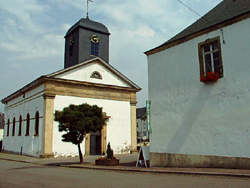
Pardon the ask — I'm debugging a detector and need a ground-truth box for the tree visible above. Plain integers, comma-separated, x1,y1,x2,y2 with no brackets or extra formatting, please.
54,103,106,163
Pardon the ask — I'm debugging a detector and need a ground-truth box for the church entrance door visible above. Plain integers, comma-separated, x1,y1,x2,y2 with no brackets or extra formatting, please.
90,131,102,155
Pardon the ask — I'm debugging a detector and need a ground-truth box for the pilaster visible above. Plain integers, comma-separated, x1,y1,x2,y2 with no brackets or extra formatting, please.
41,93,55,157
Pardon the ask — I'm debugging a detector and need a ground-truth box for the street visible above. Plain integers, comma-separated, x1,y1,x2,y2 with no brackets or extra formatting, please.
0,159,250,188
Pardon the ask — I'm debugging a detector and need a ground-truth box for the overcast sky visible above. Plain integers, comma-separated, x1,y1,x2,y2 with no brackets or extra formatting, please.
0,0,223,112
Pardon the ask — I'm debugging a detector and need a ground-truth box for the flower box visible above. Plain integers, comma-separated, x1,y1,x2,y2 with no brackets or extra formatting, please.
200,72,219,82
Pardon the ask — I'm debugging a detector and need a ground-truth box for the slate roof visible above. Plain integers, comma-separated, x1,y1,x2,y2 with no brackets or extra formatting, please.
145,0,250,54
1,57,141,104
66,17,110,36
136,107,146,119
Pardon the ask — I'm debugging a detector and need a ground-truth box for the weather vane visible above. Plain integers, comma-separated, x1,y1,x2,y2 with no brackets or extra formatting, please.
86,0,93,19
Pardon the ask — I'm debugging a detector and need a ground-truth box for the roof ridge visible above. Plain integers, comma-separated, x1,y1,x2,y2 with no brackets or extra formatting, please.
145,0,250,55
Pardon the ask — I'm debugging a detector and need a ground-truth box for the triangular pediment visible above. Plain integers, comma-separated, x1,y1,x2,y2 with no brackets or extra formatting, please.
47,57,140,90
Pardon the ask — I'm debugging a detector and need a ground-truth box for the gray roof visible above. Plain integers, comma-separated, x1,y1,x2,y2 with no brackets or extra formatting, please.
136,107,146,119
66,17,110,36
146,0,250,54
2,57,141,104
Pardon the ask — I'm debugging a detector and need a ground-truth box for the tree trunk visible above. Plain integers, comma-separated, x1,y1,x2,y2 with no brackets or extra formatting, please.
77,143,83,164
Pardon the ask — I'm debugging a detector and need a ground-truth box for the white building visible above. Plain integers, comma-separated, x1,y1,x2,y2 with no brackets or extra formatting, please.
1,17,141,157
1,58,140,157
146,0,250,168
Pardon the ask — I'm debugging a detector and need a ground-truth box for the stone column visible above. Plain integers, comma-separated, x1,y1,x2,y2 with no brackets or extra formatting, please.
41,93,55,158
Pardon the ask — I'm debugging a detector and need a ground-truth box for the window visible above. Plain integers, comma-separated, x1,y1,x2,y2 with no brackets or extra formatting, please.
26,113,30,136
90,42,99,56
34,111,39,136
69,36,74,57
90,35,100,56
90,71,102,79
69,44,73,56
7,119,10,136
18,116,22,136
12,117,16,136
198,37,223,81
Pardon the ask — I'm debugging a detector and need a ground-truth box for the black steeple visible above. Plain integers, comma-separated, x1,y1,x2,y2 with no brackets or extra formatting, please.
64,18,110,68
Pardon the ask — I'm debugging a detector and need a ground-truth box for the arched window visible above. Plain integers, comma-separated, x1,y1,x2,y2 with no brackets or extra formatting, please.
90,42,99,56
18,116,22,136
12,117,16,136
69,36,74,56
90,35,99,56
26,114,30,136
7,119,10,136
34,111,39,136
90,71,102,80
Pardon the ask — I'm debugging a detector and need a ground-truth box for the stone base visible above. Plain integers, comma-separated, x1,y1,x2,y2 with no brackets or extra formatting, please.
39,153,54,158
95,158,120,166
2,150,54,158
150,152,250,169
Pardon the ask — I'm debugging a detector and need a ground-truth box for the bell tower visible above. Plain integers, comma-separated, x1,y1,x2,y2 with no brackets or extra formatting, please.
64,18,110,68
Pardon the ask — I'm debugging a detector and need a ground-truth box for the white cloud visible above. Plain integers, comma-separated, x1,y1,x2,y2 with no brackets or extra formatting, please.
0,0,224,111
0,33,64,60
0,0,47,33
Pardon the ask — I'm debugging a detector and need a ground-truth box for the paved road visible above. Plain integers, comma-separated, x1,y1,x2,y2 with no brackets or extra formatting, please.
1,159,250,188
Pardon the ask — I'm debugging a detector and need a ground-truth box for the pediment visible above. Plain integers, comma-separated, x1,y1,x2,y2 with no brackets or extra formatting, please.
47,58,140,90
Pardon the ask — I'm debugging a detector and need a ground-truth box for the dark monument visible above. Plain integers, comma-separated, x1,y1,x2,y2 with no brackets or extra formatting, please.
95,142,119,166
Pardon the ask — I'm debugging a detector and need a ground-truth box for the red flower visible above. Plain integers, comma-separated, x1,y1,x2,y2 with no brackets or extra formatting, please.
200,72,219,82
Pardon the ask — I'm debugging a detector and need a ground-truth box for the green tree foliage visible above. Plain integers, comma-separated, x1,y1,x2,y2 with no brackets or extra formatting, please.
54,103,106,163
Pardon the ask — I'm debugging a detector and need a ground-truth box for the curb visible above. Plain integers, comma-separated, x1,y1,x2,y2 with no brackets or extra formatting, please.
0,157,32,164
58,164,250,178
1,157,250,178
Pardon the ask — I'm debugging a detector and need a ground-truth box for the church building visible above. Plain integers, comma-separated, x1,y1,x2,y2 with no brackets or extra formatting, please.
1,17,140,157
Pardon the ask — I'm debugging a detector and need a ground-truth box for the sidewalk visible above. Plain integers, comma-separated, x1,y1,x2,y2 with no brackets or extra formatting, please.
1,152,250,178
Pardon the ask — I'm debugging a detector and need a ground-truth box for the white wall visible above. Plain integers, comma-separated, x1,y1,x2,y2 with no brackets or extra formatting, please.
148,18,250,158
53,95,131,156
2,85,45,157
55,61,130,88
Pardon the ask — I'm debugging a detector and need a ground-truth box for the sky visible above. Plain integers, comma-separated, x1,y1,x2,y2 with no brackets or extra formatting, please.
0,0,223,112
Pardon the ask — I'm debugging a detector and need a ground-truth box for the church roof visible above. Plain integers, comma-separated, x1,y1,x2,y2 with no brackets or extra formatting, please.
1,58,141,104
66,17,110,36
145,0,250,55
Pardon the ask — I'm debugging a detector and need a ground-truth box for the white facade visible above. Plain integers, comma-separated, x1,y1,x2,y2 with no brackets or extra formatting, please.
52,59,133,156
2,58,139,157
55,61,130,88
148,18,250,159
2,85,45,157
53,96,131,156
